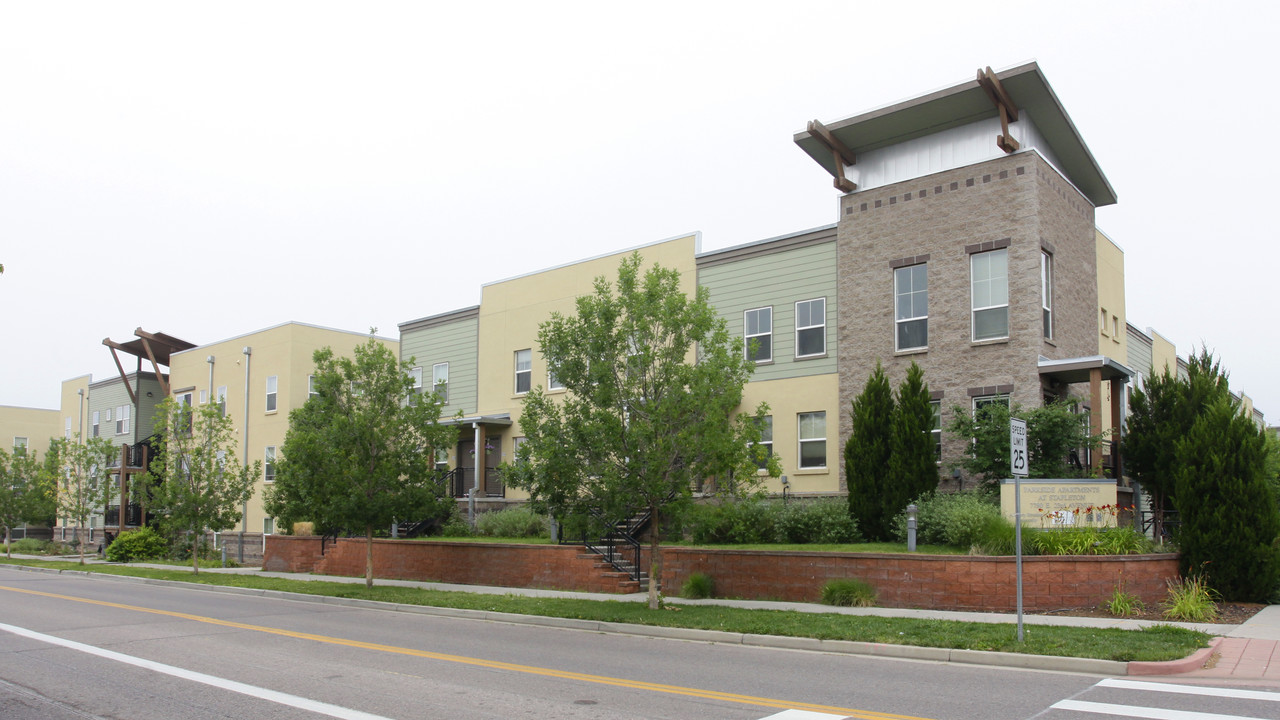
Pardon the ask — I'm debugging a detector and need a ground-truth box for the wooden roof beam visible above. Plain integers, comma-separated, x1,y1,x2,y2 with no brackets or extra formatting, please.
977,67,1021,153
102,339,139,405
807,119,857,193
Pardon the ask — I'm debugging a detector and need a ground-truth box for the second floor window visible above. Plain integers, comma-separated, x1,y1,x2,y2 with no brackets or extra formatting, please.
1041,251,1053,340
266,375,278,412
744,307,772,363
116,405,130,435
433,362,450,402
894,264,928,351
971,248,1009,341
515,349,531,394
264,446,276,482
795,298,826,358
798,411,826,468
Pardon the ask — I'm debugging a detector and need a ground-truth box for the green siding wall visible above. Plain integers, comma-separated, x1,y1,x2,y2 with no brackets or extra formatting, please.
401,316,479,415
700,241,838,382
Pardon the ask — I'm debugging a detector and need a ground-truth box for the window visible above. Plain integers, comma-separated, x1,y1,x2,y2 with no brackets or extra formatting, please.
116,405,130,435
795,299,826,357
798,412,826,469
263,517,275,535
930,401,942,462
13,437,28,456
199,389,208,405
547,370,564,391
514,349,531,394
265,375,278,412
1100,308,1109,336
513,436,528,463
435,448,449,469
264,446,276,483
217,386,227,415
433,363,449,402
91,411,100,438
894,264,928,351
744,307,773,363
1112,314,1120,341
754,415,773,470
1041,251,1053,340
408,367,423,391
308,375,318,400
973,394,1011,413
176,392,193,434
971,249,1008,341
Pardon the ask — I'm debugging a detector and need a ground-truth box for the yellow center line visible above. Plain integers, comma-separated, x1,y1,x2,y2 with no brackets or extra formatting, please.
0,583,935,720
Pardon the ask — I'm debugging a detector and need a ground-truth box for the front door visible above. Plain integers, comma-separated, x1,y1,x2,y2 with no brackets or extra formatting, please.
483,434,503,497
457,439,476,497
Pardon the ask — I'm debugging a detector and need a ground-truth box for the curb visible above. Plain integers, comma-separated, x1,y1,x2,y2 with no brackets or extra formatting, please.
0,564,1176,676
1127,637,1221,676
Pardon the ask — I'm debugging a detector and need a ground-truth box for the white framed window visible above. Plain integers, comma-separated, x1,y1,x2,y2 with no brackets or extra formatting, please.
435,448,449,468
973,394,1011,413
795,298,826,358
894,264,928,351
265,375,278,412
64,418,71,438
798,411,826,469
1112,314,1120,341
433,362,449,402
116,405,130,435
1041,251,1053,340
512,436,527,463
1100,308,1109,336
744,307,773,363
217,386,227,415
264,446,276,483
199,389,208,404
308,375,318,400
971,248,1009,341
930,400,942,462
514,349,532,394
176,392,193,434
754,415,773,470
13,437,28,455
547,370,564,391
408,366,423,391
91,411,100,438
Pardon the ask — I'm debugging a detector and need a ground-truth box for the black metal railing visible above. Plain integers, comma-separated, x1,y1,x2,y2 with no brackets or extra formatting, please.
104,504,145,527
561,507,652,583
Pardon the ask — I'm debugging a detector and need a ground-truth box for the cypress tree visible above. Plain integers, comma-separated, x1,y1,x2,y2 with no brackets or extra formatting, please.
1173,397,1280,601
846,363,894,540
888,362,938,520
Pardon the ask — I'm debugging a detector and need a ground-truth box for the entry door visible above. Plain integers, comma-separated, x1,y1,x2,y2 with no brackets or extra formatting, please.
483,434,504,497
456,439,475,497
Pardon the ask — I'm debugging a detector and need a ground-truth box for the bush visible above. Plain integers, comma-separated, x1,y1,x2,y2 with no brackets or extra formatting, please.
821,578,876,607
681,572,714,599
892,491,1003,548
687,500,776,544
1034,527,1154,556
1162,575,1219,622
474,506,548,538
969,515,1038,556
105,527,169,562
7,538,54,554
773,499,860,544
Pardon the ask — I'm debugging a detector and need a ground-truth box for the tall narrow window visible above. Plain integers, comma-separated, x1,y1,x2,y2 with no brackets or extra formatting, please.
265,375,278,412
753,415,773,470
744,307,772,363
91,411,100,438
217,386,228,415
264,446,276,483
408,367,423,391
514,349,531,394
433,362,450,402
116,405,130,435
64,418,71,438
13,437,28,455
795,299,826,358
798,411,826,468
308,375,318,400
971,249,1009,341
1041,251,1053,340
894,264,928,350
547,369,564,391
930,400,942,462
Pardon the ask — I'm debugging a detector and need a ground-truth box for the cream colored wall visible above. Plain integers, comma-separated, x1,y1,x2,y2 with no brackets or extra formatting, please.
0,405,61,460
739,373,841,494
60,375,92,442
474,235,699,501
1150,329,1178,377
1095,229,1126,364
168,323,397,535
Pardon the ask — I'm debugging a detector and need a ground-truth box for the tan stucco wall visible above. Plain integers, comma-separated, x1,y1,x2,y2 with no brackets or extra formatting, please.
167,322,398,535
0,405,61,460
59,375,92,442
474,235,700,500
1095,229,1127,365
739,373,841,494
1150,329,1178,377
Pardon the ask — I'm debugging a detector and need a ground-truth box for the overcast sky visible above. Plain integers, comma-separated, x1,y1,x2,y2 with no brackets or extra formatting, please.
3,1,1277,420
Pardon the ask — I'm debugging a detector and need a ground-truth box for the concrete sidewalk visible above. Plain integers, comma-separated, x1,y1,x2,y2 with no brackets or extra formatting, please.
9,555,1278,681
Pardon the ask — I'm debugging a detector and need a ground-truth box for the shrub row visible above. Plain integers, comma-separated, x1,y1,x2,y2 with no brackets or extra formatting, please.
685,498,859,545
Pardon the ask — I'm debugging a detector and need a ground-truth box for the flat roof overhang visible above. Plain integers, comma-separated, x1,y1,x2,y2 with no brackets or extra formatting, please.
440,414,514,428
794,62,1117,207
1039,355,1134,385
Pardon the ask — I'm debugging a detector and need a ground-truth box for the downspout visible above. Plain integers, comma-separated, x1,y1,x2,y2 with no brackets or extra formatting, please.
240,346,251,563
76,388,84,440
206,355,215,402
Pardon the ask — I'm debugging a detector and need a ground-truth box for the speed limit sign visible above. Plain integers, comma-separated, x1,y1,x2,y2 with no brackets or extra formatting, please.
1010,417,1028,478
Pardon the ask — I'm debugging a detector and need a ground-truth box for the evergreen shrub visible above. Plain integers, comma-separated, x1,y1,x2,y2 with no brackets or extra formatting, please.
105,527,169,562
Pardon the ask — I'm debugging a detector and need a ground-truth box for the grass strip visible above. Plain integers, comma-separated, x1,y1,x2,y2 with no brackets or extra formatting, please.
0,559,1207,662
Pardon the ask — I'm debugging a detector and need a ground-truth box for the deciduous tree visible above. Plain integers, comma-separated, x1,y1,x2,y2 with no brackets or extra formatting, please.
0,447,54,557
49,434,118,565
265,337,456,588
507,254,775,609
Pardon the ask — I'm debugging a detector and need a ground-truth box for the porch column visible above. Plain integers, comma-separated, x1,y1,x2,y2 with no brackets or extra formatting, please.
1089,368,1103,475
1110,377,1125,479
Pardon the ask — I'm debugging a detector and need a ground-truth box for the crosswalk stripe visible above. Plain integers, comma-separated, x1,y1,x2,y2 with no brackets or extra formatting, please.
1097,679,1280,702
1051,699,1271,720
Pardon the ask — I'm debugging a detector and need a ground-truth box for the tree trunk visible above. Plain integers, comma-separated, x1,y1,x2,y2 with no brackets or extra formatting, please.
192,528,200,574
646,504,661,610
4,526,10,559
78,523,85,566
365,526,374,589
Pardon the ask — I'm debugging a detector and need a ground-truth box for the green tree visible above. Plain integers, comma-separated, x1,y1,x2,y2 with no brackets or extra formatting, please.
1127,350,1233,540
144,398,259,573
888,362,939,521
264,337,456,588
946,399,1100,486
845,363,894,540
49,434,118,565
507,254,775,610
0,448,55,557
1173,397,1280,601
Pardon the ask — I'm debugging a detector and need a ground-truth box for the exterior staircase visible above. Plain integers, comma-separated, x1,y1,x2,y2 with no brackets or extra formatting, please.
573,508,653,592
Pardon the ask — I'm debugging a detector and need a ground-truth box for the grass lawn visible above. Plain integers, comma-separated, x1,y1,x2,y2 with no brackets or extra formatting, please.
0,558,1207,662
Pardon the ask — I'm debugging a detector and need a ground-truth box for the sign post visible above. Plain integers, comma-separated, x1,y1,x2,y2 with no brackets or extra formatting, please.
1010,417,1028,642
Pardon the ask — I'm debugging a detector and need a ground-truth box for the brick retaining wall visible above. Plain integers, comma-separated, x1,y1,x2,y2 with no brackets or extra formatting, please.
264,536,1177,611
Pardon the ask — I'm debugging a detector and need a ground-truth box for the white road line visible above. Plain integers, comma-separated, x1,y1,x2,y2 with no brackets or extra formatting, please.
1051,699,1271,720
757,711,851,720
0,621,393,720
1098,679,1280,702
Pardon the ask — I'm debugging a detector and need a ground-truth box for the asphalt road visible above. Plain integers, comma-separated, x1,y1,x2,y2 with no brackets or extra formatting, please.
0,570,1274,720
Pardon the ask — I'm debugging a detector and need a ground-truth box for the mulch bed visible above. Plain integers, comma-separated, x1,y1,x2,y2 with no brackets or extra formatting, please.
1033,602,1266,626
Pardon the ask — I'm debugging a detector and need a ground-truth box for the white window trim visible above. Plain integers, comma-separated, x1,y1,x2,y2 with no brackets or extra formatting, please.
1041,251,1053,341
217,385,228,415
307,375,318,400
116,405,130,435
514,349,532,395
970,249,1009,342
547,370,564,391
432,362,450,402
409,366,423,390
894,264,928,352
794,298,827,359
264,446,276,483
743,306,773,363
91,411,100,438
972,394,1011,411
754,415,773,471
930,400,942,464
265,375,278,413
797,411,827,469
